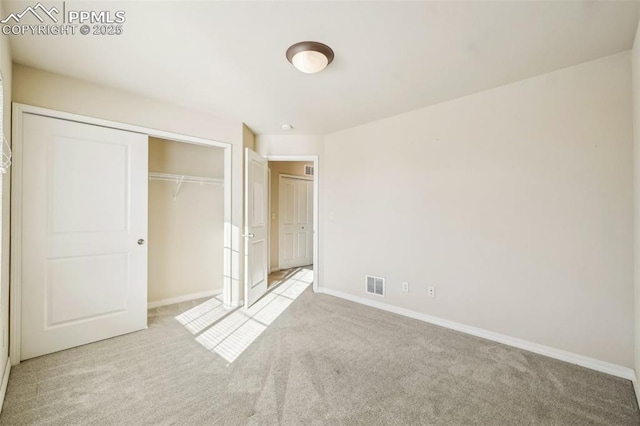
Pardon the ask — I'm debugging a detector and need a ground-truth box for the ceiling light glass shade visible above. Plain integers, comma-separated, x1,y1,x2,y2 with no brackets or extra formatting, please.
286,41,334,74
291,50,329,74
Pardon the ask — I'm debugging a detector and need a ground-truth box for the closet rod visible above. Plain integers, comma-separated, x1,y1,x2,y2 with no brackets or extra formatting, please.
148,172,223,185
149,172,223,200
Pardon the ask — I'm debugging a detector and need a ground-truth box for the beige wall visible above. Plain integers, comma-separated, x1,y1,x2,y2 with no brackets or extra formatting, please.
321,52,634,367
148,138,224,303
149,137,224,177
243,124,255,152
269,161,313,270
0,1,11,384
256,134,323,157
12,64,247,306
633,21,640,385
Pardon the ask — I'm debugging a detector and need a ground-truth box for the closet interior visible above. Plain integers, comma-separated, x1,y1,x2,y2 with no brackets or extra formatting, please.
148,137,225,306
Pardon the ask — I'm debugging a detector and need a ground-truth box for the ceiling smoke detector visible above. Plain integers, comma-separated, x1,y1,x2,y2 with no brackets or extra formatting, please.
286,41,334,74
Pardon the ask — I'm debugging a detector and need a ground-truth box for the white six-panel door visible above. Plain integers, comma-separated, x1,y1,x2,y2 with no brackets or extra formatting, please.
21,114,148,360
279,176,313,269
244,148,269,307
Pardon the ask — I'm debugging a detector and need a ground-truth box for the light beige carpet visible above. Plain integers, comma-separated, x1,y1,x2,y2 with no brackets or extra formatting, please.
1,287,638,425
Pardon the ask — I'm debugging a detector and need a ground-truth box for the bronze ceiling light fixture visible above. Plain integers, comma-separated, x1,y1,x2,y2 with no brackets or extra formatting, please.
286,41,334,74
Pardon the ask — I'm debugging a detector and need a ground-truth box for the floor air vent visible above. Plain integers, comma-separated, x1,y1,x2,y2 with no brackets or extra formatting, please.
366,275,385,297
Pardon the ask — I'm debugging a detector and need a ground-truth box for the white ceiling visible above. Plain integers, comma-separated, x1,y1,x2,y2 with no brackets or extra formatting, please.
5,1,640,135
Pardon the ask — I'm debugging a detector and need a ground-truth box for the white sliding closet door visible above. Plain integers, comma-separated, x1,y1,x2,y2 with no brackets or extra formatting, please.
21,113,148,360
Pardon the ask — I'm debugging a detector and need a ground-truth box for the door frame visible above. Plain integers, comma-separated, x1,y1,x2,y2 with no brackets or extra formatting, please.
10,103,233,365
266,155,319,293
277,173,313,271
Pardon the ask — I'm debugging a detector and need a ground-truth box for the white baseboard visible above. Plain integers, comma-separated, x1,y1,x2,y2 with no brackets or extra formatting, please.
632,374,640,410
270,267,281,273
147,290,220,309
0,357,11,414
317,287,636,381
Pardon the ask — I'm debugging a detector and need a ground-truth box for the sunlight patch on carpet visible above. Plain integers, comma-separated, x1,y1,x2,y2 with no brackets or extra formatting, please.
175,296,224,326
175,272,310,363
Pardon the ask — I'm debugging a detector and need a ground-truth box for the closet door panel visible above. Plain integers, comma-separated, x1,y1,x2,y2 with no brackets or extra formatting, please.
21,113,148,360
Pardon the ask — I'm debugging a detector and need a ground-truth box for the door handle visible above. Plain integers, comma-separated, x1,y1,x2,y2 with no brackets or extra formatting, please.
137,239,145,245
301,226,305,229
243,233,255,239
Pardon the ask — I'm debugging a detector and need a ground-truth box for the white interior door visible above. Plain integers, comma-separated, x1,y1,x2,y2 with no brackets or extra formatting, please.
279,176,313,269
244,148,269,307
21,114,148,360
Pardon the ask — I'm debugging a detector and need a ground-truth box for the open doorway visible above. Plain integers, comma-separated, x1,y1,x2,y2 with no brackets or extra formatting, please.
147,137,225,308
267,160,316,291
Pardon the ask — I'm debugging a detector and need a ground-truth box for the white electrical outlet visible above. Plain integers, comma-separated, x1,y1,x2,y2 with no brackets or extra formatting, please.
402,282,409,293
428,286,436,298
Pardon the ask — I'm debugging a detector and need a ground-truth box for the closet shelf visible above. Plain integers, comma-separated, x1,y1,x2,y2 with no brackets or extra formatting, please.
148,172,223,199
148,172,223,185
